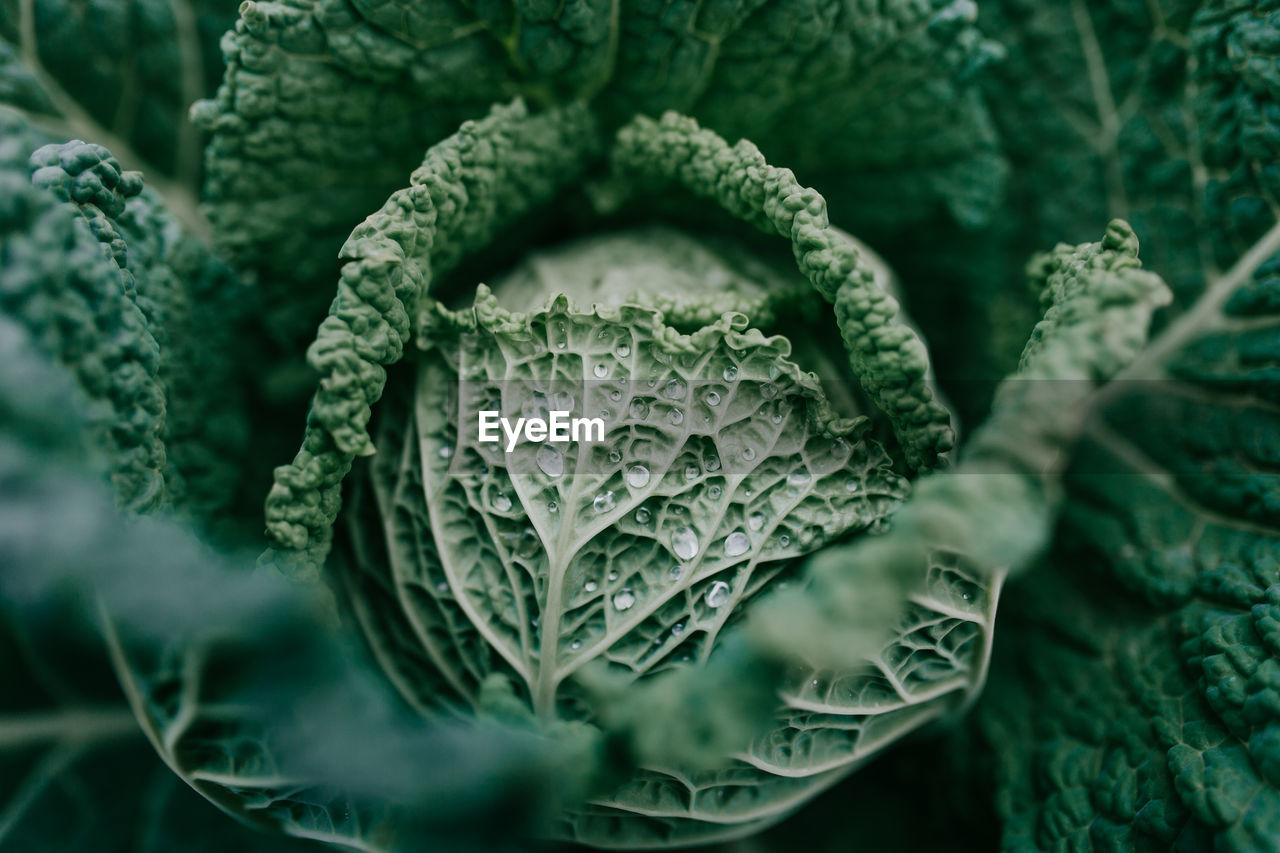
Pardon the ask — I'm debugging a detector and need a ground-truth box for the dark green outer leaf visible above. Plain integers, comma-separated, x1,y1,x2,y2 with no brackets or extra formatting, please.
978,217,1280,850
193,0,1004,352
0,0,241,234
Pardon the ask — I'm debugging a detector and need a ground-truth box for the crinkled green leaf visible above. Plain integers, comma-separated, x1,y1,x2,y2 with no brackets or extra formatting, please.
333,259,999,848
0,313,591,853
979,213,1280,848
0,0,240,232
193,0,1003,350
609,111,954,471
263,99,602,577
1,114,253,536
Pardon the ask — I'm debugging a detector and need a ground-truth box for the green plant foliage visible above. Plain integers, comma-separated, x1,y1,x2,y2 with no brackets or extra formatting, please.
1,1,1279,851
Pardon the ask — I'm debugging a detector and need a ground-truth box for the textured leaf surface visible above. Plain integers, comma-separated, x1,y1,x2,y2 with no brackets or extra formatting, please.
609,111,955,471
193,0,1004,347
263,100,601,577
0,0,240,231
0,312,584,853
979,218,1280,848
336,280,1009,847
1,114,253,535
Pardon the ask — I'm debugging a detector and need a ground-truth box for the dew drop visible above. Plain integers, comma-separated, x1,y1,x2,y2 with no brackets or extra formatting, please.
600,409,612,420
571,639,582,650
608,449,621,464
845,478,860,493
435,581,448,593
490,492,512,512
593,363,608,378
778,534,791,547
705,390,721,406
742,447,756,461
724,530,750,557
708,485,722,499
593,491,617,513
626,465,651,488
761,383,778,400
629,398,650,419
668,409,684,426
616,343,631,357
962,593,971,601
536,444,564,477
672,622,685,635
748,512,765,531
635,507,651,524
608,571,619,582
438,445,453,459
547,500,558,513
584,580,598,593
669,565,682,580
609,389,622,401
788,469,811,486
705,581,731,608
722,365,738,382
664,378,687,399
771,410,784,424
704,454,721,472
613,588,636,611
671,527,699,561
684,464,699,481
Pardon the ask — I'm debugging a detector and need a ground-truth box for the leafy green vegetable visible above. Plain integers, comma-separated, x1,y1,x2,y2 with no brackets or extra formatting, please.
191,0,1005,350
2,0,1280,850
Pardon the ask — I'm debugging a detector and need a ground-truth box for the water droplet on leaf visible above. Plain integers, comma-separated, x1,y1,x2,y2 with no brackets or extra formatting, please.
536,444,564,477
626,465,650,488
705,581,731,608
724,530,750,557
613,588,636,611
593,491,616,513
671,527,699,561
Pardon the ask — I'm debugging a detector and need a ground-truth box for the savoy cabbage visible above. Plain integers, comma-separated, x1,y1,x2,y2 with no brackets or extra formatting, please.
0,1,1278,851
